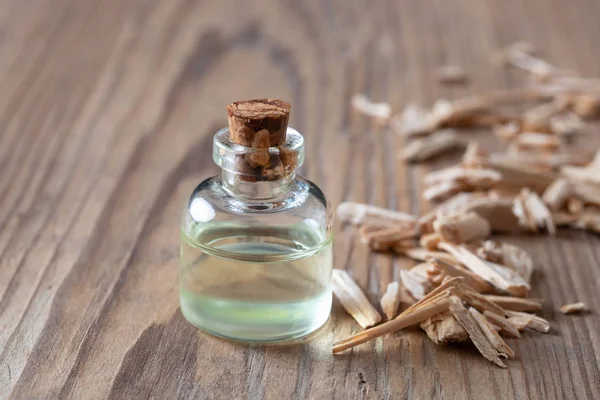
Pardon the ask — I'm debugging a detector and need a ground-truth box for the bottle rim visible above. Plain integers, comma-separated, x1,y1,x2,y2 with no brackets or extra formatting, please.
213,127,305,177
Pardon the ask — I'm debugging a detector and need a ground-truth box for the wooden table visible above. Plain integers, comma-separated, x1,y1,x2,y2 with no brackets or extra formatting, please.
1,0,599,398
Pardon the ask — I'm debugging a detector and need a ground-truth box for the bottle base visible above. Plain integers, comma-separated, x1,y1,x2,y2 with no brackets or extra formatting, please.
180,292,331,344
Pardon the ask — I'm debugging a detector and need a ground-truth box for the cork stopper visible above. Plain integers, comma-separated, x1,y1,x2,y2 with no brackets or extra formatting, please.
225,99,293,181
227,99,291,147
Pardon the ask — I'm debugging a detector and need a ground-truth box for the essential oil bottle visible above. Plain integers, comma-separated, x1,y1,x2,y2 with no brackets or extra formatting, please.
180,99,333,342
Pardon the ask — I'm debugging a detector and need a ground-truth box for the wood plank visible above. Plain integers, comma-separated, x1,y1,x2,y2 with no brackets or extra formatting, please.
0,0,598,398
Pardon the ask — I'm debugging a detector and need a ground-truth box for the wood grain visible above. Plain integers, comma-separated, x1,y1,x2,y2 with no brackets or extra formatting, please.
0,0,599,398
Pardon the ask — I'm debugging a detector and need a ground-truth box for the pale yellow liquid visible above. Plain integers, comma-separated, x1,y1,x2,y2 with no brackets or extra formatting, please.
180,225,332,342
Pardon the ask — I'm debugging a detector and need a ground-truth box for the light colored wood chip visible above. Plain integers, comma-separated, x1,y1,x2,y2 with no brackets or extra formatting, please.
493,121,521,142
483,160,556,194
424,166,502,188
449,285,506,316
571,93,600,118
476,240,504,264
400,129,464,163
498,243,534,283
515,132,561,152
391,103,436,137
464,198,520,233
505,310,550,333
561,150,600,186
433,211,491,244
570,211,600,233
380,282,402,320
439,242,530,297
462,142,488,168
423,180,465,202
489,150,594,170
501,44,573,79
449,297,507,368
483,295,542,312
567,198,584,214
332,269,382,328
336,202,417,227
427,258,494,294
560,302,589,314
419,232,442,251
513,188,556,234
361,226,417,249
332,292,453,354
552,210,578,226
522,100,569,133
478,241,534,283
543,179,574,210
550,112,585,136
421,311,469,344
571,180,600,207
484,311,521,338
400,269,431,300
351,94,392,122
401,277,464,316
400,248,458,265
436,65,468,84
418,192,477,233
469,307,515,358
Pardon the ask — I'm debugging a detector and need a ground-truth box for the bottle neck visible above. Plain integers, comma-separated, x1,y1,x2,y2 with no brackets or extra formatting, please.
221,169,296,199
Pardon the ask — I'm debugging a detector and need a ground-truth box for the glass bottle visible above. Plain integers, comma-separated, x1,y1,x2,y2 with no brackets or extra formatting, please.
180,127,333,343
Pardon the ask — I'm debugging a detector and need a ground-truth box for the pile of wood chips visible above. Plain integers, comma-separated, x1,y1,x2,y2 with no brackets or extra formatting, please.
336,43,594,367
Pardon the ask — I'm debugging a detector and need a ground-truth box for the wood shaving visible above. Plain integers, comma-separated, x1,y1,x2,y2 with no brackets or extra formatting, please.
391,103,436,137
489,150,593,170
421,311,468,344
449,297,507,368
462,142,488,168
515,132,561,152
332,269,382,328
423,180,466,202
351,94,392,122
483,160,556,194
433,211,491,244
543,179,573,210
400,269,431,300
337,202,416,227
501,43,573,80
439,242,530,297
427,258,494,294
380,282,402,320
436,65,468,85
360,226,417,249
469,307,515,358
560,302,589,314
332,289,455,354
483,311,521,338
419,232,442,251
419,192,476,233
513,188,556,234
400,129,464,162
571,93,600,118
483,295,542,312
497,243,534,283
550,112,585,136
505,310,550,333
476,241,533,283
567,198,584,214
493,121,521,142
399,248,457,265
424,166,502,188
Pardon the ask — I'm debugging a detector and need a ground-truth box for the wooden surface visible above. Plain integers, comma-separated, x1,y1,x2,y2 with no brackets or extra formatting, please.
1,0,599,398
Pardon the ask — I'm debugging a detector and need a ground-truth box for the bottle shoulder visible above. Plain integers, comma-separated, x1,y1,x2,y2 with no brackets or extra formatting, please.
183,175,330,226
